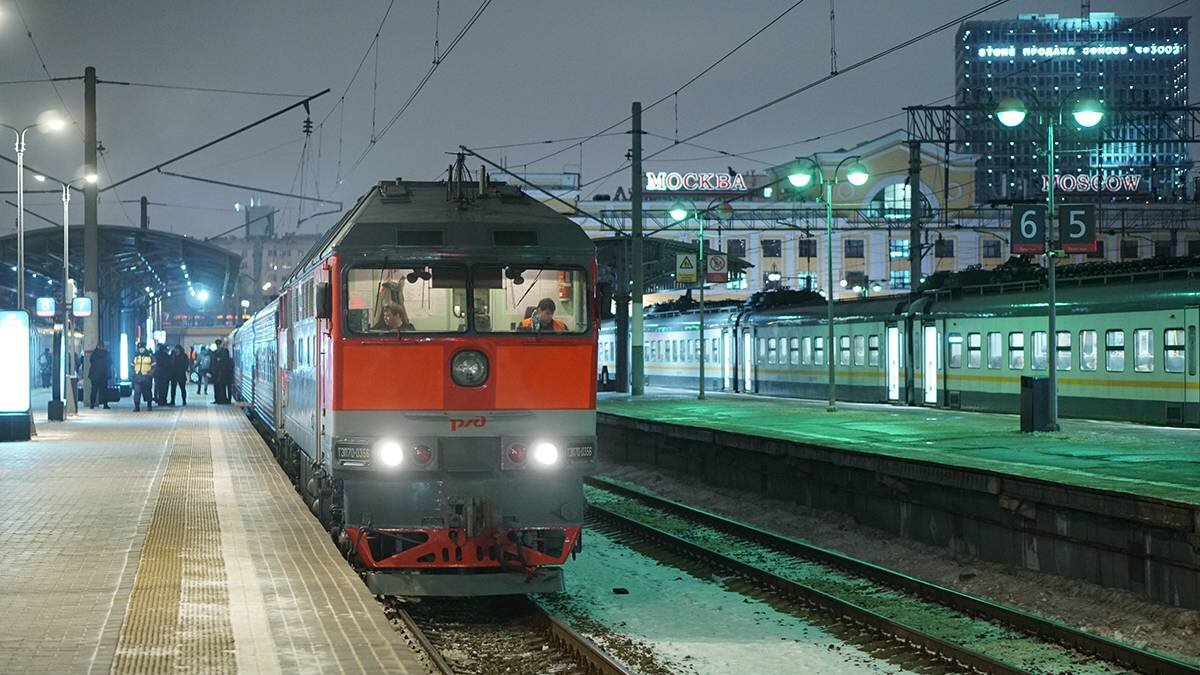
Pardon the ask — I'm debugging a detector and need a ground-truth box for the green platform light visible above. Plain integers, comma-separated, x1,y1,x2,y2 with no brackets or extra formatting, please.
846,162,870,187
995,97,1028,127
787,163,813,188
668,203,689,223
1072,98,1104,128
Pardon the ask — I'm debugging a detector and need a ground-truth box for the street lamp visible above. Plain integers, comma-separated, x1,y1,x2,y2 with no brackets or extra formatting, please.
995,91,1104,431
670,201,716,401
1,114,65,309
786,154,869,412
37,172,98,414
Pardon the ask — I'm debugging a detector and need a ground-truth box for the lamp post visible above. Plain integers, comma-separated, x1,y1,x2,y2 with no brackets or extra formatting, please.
1,117,65,309
36,172,98,409
996,93,1103,431
786,155,870,412
669,202,711,400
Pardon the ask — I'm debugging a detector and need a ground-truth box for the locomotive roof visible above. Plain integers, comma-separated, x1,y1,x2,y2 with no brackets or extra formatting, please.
291,179,594,282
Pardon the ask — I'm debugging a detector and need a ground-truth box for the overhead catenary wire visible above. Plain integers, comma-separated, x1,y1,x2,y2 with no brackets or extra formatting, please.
12,0,80,131
578,0,1012,195
339,0,493,183
97,80,310,98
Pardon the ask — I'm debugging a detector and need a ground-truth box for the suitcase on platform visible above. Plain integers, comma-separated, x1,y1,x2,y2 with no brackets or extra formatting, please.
106,385,121,403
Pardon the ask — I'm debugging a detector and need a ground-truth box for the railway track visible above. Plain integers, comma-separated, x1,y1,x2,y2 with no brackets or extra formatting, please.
388,594,633,675
585,476,1200,675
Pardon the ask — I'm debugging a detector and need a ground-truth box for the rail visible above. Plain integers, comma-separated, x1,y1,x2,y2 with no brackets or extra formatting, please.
585,476,1199,675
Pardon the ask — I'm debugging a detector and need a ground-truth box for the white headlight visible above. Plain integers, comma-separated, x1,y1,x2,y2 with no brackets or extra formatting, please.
533,442,559,466
377,439,404,467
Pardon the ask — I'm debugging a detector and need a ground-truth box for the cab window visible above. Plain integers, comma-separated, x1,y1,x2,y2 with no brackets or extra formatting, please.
472,266,587,334
345,265,467,335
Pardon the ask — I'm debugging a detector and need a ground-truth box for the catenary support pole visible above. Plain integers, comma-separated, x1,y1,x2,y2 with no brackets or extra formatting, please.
1046,120,1059,431
83,66,99,357
630,102,645,396
906,140,922,406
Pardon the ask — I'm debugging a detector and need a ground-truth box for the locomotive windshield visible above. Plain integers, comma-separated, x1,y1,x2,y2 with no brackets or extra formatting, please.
472,265,587,334
343,263,588,335
345,265,469,335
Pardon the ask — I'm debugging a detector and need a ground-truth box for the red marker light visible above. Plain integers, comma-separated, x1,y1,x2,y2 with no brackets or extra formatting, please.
507,443,526,464
414,444,433,465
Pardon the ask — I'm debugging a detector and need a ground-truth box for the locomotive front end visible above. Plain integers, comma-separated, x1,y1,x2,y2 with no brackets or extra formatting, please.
321,179,596,596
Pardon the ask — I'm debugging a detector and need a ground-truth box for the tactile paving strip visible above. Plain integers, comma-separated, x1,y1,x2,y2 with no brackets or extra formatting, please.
110,412,236,674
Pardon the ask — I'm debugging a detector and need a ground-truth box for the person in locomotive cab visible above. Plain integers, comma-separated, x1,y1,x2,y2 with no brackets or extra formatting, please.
131,343,154,412
379,302,415,332
519,298,568,332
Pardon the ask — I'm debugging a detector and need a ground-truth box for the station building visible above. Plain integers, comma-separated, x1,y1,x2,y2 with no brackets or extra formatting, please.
565,129,1200,301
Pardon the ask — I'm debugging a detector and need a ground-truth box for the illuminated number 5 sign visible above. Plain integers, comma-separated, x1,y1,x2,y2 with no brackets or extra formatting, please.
1010,205,1046,254
1058,205,1097,254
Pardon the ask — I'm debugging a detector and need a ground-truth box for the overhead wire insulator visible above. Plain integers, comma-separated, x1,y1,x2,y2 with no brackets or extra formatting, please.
303,117,314,136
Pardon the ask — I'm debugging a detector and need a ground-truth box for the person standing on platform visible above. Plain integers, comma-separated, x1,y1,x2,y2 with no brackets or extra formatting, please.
38,348,52,388
131,343,154,412
168,345,189,407
196,346,211,396
153,344,172,406
210,338,233,404
87,341,112,410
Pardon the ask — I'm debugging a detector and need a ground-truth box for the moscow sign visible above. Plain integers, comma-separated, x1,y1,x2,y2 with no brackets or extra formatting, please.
1041,174,1143,194
645,171,748,192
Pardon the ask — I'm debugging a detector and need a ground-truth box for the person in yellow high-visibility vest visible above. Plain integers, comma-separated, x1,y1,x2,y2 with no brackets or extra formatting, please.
132,343,154,412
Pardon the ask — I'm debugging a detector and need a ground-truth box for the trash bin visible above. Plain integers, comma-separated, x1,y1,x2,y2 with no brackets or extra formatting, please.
1020,376,1052,432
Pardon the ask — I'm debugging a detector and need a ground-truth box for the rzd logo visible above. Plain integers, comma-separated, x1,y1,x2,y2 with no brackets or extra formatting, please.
449,416,487,432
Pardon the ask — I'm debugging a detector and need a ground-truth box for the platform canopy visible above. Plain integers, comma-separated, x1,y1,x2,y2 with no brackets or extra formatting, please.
0,224,241,311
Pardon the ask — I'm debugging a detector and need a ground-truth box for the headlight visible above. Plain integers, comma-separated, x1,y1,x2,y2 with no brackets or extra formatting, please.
376,439,404,467
451,350,488,387
532,441,559,466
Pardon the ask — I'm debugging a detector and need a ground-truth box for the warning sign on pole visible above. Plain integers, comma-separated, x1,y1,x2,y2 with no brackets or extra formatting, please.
706,253,727,283
676,253,697,284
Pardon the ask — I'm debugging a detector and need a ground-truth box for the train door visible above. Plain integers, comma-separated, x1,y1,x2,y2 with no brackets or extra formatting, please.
743,329,754,393
922,323,938,405
722,330,733,391
886,324,901,402
1187,307,1199,424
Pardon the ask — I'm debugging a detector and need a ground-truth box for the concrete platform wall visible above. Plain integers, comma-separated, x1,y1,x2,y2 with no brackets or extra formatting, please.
599,414,1200,609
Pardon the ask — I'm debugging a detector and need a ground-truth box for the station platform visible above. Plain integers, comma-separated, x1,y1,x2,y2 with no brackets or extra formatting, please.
0,397,424,674
597,390,1200,608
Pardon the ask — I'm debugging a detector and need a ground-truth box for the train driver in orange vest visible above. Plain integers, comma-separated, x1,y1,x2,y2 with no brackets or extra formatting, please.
519,298,568,333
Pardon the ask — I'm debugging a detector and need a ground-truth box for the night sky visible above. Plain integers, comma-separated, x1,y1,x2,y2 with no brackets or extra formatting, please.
0,0,1194,238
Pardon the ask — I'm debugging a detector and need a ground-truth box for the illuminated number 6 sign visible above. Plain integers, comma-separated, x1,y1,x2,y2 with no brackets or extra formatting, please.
1010,205,1046,254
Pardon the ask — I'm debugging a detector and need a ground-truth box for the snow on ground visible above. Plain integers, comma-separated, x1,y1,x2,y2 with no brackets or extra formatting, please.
598,461,1200,665
540,527,921,675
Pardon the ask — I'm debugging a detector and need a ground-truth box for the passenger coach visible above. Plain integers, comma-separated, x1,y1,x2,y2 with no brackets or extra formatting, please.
233,173,598,595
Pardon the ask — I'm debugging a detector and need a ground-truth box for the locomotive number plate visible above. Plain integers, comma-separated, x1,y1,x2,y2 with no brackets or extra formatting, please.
566,444,595,462
336,443,373,462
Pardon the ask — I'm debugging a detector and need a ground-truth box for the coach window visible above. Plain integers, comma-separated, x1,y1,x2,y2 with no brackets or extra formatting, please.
758,338,767,365
839,336,851,366
346,265,468,335
1134,329,1154,372
966,333,981,369
1106,330,1125,372
779,337,790,366
852,336,865,366
802,336,813,365
1165,329,1185,373
1190,326,1198,376
987,332,1003,369
789,338,800,365
947,333,963,368
1008,332,1025,370
1056,331,1072,371
814,336,826,366
1031,331,1048,370
1079,330,1098,371
473,266,587,334
768,338,778,365
868,335,880,367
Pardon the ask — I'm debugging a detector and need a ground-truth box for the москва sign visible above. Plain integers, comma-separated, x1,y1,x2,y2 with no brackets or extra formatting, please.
645,171,748,192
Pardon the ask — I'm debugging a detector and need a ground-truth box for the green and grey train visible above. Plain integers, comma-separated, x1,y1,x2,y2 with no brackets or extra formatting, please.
599,261,1200,426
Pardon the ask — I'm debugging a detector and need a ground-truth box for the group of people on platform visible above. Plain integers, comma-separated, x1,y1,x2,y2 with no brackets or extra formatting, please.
80,338,235,412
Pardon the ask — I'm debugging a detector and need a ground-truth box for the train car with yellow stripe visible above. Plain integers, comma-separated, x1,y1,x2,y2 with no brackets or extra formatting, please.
599,260,1199,427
